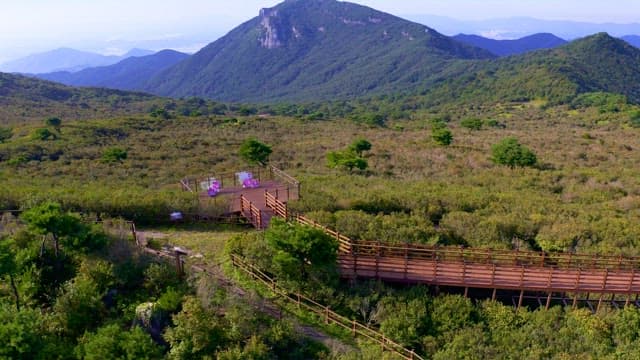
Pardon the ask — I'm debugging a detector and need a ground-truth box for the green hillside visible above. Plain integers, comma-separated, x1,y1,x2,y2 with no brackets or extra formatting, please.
0,72,164,125
144,0,493,102
423,33,640,106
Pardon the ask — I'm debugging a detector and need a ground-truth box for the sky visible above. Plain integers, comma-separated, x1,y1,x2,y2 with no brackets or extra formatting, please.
2,0,640,63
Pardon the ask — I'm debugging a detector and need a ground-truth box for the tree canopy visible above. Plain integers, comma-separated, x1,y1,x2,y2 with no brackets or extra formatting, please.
239,138,272,166
491,137,537,168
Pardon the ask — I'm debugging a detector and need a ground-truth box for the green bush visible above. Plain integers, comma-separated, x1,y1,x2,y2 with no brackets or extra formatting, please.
101,147,127,163
491,138,537,169
31,128,56,141
460,118,483,131
432,128,453,146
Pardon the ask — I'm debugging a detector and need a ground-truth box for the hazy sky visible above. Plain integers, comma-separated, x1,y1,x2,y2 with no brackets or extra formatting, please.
2,0,640,63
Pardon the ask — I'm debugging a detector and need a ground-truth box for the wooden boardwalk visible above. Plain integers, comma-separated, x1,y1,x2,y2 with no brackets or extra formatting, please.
183,168,640,308
261,183,640,308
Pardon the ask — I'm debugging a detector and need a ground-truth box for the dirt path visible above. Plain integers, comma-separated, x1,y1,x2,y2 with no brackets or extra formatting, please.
141,242,353,354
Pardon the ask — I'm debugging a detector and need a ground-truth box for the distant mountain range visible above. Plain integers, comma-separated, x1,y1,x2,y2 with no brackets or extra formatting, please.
9,0,640,107
0,48,155,74
404,14,640,40
452,33,567,57
36,50,189,91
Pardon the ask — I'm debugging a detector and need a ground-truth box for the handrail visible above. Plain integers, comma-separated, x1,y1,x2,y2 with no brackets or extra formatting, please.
230,254,423,360
240,194,264,229
263,190,640,272
269,165,300,186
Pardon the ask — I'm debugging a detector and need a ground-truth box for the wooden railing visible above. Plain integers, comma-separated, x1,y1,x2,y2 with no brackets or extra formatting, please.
265,191,288,218
269,165,301,197
181,166,269,193
230,254,423,360
240,195,264,229
264,190,640,272
294,214,353,254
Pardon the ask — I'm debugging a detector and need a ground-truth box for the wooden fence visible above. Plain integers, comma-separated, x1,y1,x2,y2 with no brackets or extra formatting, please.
181,166,299,195
269,165,301,198
230,254,423,360
240,195,264,229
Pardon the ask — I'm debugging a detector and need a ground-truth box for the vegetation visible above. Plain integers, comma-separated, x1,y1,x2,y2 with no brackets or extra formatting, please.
239,138,272,166
491,137,538,169
101,147,128,163
6,52,640,357
432,128,453,146
327,139,372,172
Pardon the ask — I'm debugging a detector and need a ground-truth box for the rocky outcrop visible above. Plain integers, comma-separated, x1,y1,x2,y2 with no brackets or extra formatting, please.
259,8,284,49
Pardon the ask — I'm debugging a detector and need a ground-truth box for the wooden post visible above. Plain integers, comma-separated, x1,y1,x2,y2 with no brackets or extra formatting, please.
464,287,469,298
573,294,578,309
131,222,138,246
545,292,552,310
597,294,604,312
325,306,330,324
492,288,497,301
352,319,357,336
174,250,184,277
517,290,524,309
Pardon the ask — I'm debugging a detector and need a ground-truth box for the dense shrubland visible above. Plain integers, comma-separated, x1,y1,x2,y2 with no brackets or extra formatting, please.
0,206,328,359
4,93,640,358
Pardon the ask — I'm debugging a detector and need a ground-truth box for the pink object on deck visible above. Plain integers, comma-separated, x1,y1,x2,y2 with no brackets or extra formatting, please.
242,178,259,188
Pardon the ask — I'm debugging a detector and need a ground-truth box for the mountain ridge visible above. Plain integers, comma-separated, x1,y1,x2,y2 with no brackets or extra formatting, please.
142,0,494,102
35,50,189,91
0,48,155,74
452,33,567,56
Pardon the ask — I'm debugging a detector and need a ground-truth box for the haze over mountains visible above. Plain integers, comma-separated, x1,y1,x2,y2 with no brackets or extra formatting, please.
4,0,640,107
405,14,640,40
452,33,567,57
0,48,155,74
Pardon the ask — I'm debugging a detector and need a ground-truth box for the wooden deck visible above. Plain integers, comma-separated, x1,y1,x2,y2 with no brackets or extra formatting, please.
186,168,640,308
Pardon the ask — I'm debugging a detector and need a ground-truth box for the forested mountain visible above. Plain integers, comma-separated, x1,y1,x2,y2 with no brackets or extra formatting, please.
36,50,189,91
0,48,154,74
423,33,640,105
143,0,494,102
452,33,567,56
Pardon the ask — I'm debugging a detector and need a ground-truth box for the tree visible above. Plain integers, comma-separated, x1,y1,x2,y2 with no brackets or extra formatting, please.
491,137,537,169
21,202,105,257
164,296,228,359
264,218,339,290
45,117,62,133
0,126,12,143
326,150,368,172
349,138,372,157
432,128,453,146
0,305,50,359
461,118,483,131
239,138,272,166
75,324,163,360
0,239,20,310
101,147,128,163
